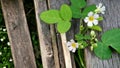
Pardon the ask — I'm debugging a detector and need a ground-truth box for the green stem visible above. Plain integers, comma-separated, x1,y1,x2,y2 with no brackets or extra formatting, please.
78,49,85,68
74,55,81,67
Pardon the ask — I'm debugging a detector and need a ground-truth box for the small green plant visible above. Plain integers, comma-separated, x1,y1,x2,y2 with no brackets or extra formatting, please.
40,0,120,68
0,11,14,68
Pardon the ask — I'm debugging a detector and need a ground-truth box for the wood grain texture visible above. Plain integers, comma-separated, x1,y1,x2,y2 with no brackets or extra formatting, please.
48,0,76,68
85,0,120,68
33,0,55,68
1,0,37,68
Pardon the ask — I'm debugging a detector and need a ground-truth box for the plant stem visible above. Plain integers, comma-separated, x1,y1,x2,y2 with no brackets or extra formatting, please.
78,49,85,68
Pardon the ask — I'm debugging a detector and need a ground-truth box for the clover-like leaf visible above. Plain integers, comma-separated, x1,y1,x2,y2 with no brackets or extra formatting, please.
70,6,81,18
94,42,112,59
40,10,61,24
60,4,72,21
57,21,71,33
94,29,120,59
82,5,96,18
70,0,86,8
89,25,102,31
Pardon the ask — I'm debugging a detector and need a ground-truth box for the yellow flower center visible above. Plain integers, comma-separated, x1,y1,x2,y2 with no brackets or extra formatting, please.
89,16,94,21
72,43,76,48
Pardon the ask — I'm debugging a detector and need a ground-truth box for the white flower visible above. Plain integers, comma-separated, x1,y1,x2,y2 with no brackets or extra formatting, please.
95,3,106,14
7,42,10,46
0,52,2,55
84,12,99,27
66,39,79,53
0,38,4,41
9,58,13,62
3,66,6,68
3,29,6,32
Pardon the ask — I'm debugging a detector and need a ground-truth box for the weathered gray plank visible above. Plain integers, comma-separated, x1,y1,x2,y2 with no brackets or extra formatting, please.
85,0,120,68
33,0,56,68
1,0,37,68
48,0,76,68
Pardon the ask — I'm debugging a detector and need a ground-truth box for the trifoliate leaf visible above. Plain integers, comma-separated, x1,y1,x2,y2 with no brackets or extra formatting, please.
70,0,86,8
60,4,72,21
82,5,96,18
57,21,71,33
40,10,61,24
94,42,112,59
94,29,120,59
70,5,81,18
89,25,102,31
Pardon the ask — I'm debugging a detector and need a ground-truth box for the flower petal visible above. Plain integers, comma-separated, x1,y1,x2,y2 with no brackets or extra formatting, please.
76,43,79,48
87,22,93,27
72,48,76,53
98,3,102,8
93,20,98,25
88,12,93,16
84,17,89,23
68,46,73,51
101,6,106,11
94,14,99,18
66,42,71,47
70,39,75,43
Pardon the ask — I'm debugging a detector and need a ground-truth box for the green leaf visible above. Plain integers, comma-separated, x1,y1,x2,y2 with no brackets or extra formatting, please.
94,29,120,59
70,6,81,18
89,25,102,31
60,4,72,21
57,21,71,33
97,17,103,21
40,10,61,24
94,42,112,59
75,34,90,41
101,29,120,53
70,0,86,8
82,5,96,18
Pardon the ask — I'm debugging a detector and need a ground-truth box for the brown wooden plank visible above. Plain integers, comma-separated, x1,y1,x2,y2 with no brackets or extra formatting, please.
0,0,37,68
33,0,56,68
85,0,120,68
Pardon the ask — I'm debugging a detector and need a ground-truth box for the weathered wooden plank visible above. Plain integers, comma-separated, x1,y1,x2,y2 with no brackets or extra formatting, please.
33,0,56,68
1,0,37,68
48,0,76,68
85,0,120,68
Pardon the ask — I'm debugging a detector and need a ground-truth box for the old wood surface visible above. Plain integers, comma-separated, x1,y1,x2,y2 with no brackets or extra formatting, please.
1,0,37,68
85,0,120,68
33,0,56,68
48,0,76,68
34,0,77,68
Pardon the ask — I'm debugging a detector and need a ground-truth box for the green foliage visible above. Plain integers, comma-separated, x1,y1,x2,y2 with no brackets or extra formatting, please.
94,29,120,59
70,0,86,8
70,0,86,18
57,21,71,33
89,25,102,31
40,4,72,33
40,10,61,24
60,4,72,21
0,13,14,68
97,17,103,21
70,6,81,18
82,5,96,18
